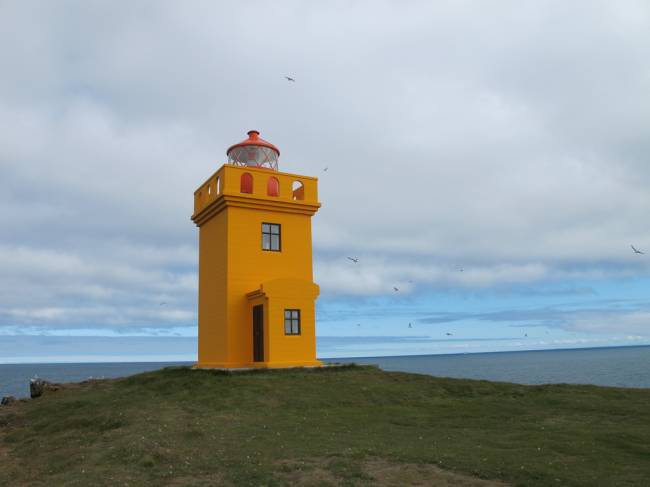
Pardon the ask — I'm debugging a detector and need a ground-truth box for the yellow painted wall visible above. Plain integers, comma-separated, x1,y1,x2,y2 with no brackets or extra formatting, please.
262,280,319,366
192,164,321,368
197,208,228,365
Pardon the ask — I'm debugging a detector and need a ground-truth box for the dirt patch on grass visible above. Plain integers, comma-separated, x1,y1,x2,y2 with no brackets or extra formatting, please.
275,459,340,485
365,458,508,486
168,474,229,486
275,457,508,486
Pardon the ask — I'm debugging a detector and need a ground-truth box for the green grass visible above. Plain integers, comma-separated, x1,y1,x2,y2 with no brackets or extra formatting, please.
1,365,650,486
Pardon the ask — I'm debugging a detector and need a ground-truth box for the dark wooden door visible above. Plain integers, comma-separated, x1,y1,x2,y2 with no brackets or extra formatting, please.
253,305,264,362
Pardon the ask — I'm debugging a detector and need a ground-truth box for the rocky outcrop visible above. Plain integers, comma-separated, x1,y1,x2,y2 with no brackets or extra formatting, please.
29,379,60,398
1,395,16,406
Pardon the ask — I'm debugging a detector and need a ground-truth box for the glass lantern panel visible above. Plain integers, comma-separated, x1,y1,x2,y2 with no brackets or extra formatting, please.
228,146,278,170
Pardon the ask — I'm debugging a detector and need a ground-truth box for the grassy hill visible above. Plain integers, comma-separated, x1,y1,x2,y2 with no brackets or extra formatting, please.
1,365,649,486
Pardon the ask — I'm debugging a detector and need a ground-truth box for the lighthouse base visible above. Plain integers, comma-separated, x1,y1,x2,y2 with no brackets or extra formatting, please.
193,360,323,370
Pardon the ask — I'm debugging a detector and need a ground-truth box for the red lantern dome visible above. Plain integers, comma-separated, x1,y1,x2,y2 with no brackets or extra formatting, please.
227,130,280,171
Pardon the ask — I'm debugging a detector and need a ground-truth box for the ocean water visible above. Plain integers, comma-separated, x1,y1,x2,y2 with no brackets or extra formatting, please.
343,345,650,389
0,362,189,400
1,346,649,399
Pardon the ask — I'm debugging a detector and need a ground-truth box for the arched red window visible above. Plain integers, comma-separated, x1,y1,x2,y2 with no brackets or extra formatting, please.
240,173,253,194
267,177,280,197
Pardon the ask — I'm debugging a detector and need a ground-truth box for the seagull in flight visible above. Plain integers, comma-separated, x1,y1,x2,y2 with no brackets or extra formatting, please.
445,332,453,336
347,257,359,263
323,167,328,172
159,302,167,306
393,287,399,292
285,76,296,82
631,244,644,255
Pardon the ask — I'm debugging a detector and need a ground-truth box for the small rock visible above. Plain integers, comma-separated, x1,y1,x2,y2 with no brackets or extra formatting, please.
30,378,60,398
1,396,16,406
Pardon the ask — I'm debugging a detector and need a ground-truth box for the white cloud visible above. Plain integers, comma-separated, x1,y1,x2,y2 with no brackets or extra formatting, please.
1,1,650,332
568,310,650,335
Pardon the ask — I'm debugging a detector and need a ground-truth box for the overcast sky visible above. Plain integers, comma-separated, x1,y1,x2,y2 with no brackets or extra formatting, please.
1,1,650,360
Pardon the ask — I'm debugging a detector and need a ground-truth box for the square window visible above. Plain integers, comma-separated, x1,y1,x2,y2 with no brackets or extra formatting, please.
262,223,281,252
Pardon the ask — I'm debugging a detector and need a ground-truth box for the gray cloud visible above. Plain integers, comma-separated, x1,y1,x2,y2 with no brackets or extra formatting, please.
1,1,650,332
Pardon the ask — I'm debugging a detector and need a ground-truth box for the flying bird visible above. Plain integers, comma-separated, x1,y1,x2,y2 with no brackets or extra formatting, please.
393,287,399,292
285,76,296,82
631,245,645,255
347,257,359,263
408,322,412,328
356,323,361,327
159,302,167,306
445,332,453,336
323,167,329,172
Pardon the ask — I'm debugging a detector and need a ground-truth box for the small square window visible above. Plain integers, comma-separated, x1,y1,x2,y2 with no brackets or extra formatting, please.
262,223,281,251
284,309,300,335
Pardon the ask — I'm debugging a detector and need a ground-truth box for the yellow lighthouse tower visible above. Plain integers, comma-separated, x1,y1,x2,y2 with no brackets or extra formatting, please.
191,130,322,368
